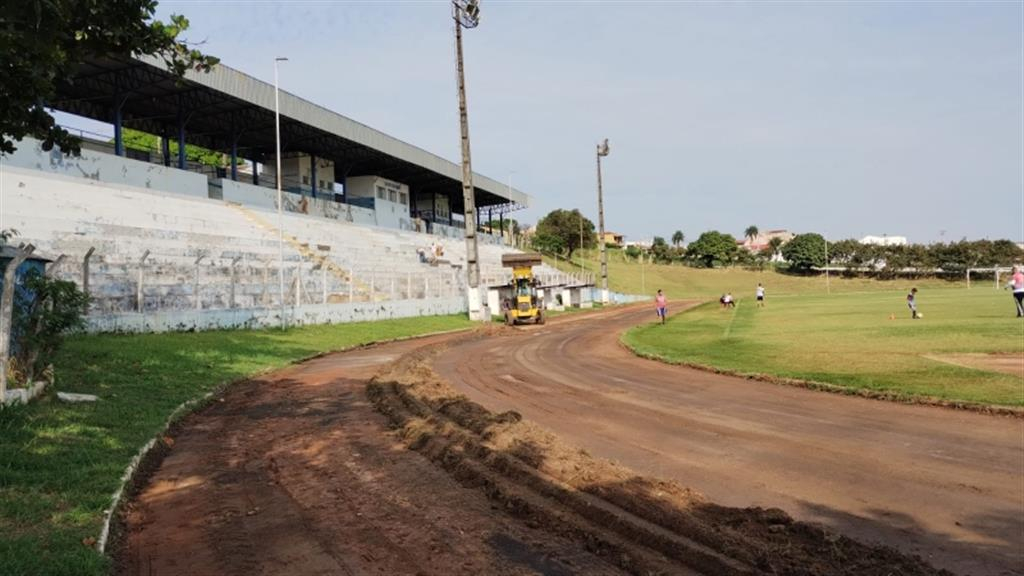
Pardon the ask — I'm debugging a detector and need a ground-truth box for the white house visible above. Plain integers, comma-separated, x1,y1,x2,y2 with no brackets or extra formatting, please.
860,235,908,246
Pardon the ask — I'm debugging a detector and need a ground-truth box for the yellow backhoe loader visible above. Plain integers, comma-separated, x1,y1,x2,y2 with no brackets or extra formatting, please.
500,253,545,326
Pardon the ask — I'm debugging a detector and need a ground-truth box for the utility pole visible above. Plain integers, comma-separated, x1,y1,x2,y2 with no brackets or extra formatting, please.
452,0,485,320
596,139,610,303
578,214,585,273
274,56,288,329
824,234,831,295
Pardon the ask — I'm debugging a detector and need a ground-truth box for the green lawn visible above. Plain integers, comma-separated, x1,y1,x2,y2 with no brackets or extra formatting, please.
623,288,1024,407
0,315,472,576
548,248,966,298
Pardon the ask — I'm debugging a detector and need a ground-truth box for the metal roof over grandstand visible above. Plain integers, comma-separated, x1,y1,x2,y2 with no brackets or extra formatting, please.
50,54,529,212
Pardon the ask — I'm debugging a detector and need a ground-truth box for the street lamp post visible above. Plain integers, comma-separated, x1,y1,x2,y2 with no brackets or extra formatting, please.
596,139,610,303
824,234,831,295
452,0,486,320
578,215,584,273
274,56,288,329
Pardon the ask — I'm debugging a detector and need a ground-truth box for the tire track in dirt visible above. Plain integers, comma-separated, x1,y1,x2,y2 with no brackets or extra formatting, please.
433,304,1024,576
118,336,630,576
369,336,953,576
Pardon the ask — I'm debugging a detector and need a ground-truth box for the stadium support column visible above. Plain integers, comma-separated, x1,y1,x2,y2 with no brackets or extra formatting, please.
230,137,238,181
113,94,124,157
596,139,611,304
452,0,485,321
161,130,170,166
310,154,317,198
176,98,186,170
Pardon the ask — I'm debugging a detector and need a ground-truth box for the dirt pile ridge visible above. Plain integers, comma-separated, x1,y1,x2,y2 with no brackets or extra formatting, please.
368,335,954,576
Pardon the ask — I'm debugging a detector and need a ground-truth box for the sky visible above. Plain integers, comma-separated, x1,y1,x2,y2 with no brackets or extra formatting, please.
61,1,1024,243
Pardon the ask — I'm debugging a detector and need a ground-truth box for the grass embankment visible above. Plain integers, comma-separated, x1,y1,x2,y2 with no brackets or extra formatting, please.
624,289,1023,407
547,248,964,298
0,315,472,576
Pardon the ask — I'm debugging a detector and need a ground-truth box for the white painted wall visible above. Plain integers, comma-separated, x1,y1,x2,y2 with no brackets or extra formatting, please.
3,137,208,198
88,297,467,333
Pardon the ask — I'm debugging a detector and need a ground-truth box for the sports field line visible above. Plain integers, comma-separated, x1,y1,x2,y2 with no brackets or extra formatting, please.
722,305,741,338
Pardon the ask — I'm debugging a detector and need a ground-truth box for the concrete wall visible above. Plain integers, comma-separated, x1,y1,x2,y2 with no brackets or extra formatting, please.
4,137,209,198
87,296,467,333
345,176,410,230
220,179,376,224
260,155,336,195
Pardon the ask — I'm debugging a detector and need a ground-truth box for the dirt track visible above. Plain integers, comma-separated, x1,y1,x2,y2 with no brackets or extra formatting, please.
434,304,1024,576
120,335,631,576
119,305,1023,576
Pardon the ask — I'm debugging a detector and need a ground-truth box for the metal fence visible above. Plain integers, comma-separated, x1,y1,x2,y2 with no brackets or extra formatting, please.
45,248,471,316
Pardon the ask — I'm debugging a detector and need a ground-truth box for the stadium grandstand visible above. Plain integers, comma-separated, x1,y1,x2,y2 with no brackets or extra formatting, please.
1,55,590,332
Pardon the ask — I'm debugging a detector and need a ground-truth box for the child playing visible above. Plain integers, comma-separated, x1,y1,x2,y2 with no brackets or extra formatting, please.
907,287,919,319
755,283,765,307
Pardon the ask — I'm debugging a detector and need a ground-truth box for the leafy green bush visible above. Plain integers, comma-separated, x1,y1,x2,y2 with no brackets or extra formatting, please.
12,270,89,384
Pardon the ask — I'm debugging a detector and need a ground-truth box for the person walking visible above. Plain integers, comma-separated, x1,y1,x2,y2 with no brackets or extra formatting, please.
655,289,668,324
1007,266,1024,317
907,287,919,319
755,283,766,307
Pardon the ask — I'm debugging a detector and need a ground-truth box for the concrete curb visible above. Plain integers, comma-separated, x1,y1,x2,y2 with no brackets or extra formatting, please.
1,381,48,407
96,324,475,555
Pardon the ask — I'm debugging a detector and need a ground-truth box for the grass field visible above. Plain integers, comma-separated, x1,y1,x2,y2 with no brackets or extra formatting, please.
624,288,1023,407
0,315,472,576
548,248,968,298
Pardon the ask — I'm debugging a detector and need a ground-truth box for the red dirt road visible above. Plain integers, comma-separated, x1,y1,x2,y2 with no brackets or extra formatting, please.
120,335,628,576
434,305,1024,576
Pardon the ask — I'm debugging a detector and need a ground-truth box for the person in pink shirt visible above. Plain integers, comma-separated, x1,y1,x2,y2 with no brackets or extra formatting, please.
655,289,667,324
1007,266,1024,317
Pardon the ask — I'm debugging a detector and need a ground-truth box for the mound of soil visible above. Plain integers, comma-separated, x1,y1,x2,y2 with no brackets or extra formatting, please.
368,335,954,576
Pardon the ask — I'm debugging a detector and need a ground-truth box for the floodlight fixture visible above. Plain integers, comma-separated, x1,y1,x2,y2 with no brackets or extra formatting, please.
454,0,481,29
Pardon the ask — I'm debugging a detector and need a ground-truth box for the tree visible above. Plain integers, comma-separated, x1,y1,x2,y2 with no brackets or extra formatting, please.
827,239,862,270
651,236,671,263
767,236,785,258
744,225,759,242
534,209,596,257
685,231,739,268
12,270,89,385
781,233,826,272
1,1,218,156
485,218,520,235
671,230,684,247
118,128,226,167
988,239,1023,267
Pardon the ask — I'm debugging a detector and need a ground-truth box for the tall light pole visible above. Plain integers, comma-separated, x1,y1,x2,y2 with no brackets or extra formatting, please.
579,215,584,273
274,56,288,329
452,0,485,320
824,234,831,295
506,171,515,247
596,138,610,303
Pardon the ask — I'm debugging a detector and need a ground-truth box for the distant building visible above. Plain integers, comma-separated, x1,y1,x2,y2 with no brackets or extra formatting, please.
601,232,625,247
739,229,795,253
860,235,907,246
624,239,653,250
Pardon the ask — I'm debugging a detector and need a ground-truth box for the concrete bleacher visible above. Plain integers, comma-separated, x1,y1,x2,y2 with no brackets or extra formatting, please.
1,164,573,331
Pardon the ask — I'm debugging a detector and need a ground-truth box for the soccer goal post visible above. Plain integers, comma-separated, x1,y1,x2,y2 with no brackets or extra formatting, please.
967,267,1016,289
